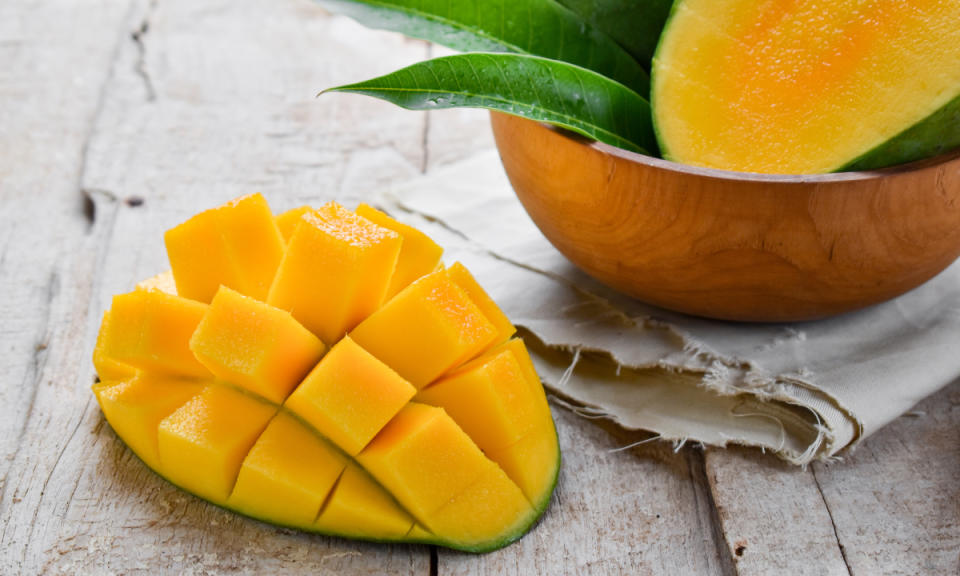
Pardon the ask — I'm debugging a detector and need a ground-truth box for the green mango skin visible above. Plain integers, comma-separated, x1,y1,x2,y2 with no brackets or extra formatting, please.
842,93,960,172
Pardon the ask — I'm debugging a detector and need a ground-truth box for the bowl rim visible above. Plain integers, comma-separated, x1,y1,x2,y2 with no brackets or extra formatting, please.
518,115,960,184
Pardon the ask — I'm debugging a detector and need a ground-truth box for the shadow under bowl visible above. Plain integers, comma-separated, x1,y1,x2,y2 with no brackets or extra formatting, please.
490,112,960,322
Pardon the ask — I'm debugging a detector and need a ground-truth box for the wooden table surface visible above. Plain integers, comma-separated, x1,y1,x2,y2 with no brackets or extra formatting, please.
2,1,957,574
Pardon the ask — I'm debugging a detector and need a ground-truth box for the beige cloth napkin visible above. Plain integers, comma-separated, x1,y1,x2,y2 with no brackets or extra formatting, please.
379,151,960,465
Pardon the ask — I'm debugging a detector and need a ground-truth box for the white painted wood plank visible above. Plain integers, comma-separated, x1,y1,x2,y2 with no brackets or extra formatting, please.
704,448,849,576
812,381,960,576
0,2,134,573
437,401,730,576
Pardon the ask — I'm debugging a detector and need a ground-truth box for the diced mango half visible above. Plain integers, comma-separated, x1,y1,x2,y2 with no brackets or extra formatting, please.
286,336,415,456
97,289,211,379
315,463,415,539
350,268,499,388
229,411,347,528
92,196,559,553
267,202,402,345
355,204,444,299
165,193,285,302
190,286,325,404
158,384,277,502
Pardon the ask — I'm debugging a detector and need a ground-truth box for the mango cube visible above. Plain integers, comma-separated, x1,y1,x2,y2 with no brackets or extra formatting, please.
350,269,498,388
190,286,325,404
355,204,443,299
416,341,538,456
157,384,277,502
165,193,285,302
93,374,204,470
423,467,534,549
357,403,494,521
486,426,560,509
315,464,415,539
98,289,211,379
229,411,347,528
275,205,312,243
92,311,137,382
267,202,402,345
285,336,415,455
446,262,515,347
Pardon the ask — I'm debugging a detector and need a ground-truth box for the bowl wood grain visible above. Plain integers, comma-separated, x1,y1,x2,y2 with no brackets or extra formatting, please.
490,112,960,322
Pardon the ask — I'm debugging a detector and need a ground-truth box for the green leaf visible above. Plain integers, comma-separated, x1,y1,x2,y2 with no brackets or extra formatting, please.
556,0,674,67
323,53,658,155
314,0,649,94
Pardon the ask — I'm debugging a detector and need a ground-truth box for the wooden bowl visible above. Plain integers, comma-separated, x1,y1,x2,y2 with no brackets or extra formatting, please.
490,112,960,322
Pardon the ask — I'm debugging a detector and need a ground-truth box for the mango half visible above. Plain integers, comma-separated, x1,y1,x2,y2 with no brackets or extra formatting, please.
652,0,960,174
92,195,559,553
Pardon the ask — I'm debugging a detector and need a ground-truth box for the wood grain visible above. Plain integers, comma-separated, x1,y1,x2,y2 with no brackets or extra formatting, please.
491,112,960,322
705,449,849,576
811,383,960,576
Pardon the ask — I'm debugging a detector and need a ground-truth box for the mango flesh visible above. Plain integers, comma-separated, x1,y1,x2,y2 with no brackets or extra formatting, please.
355,203,444,299
416,339,558,510
165,193,285,301
92,197,559,553
190,286,326,405
350,268,500,388
652,0,960,174
267,202,402,345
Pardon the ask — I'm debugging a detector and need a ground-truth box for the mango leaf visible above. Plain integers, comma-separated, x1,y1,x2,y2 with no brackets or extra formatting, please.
323,53,657,155
314,0,649,94
556,0,674,67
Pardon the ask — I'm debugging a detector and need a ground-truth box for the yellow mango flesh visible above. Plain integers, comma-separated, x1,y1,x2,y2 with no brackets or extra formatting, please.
274,205,312,243
92,196,559,552
350,269,498,388
267,202,402,345
417,343,536,453
446,262,516,348
355,204,444,299
158,384,278,502
229,411,347,528
92,311,137,382
93,375,205,470
315,464,415,539
425,467,534,550
486,427,560,511
165,193,285,301
286,336,415,456
652,0,960,174
357,403,498,521
190,286,326,404
416,339,558,505
98,289,211,379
